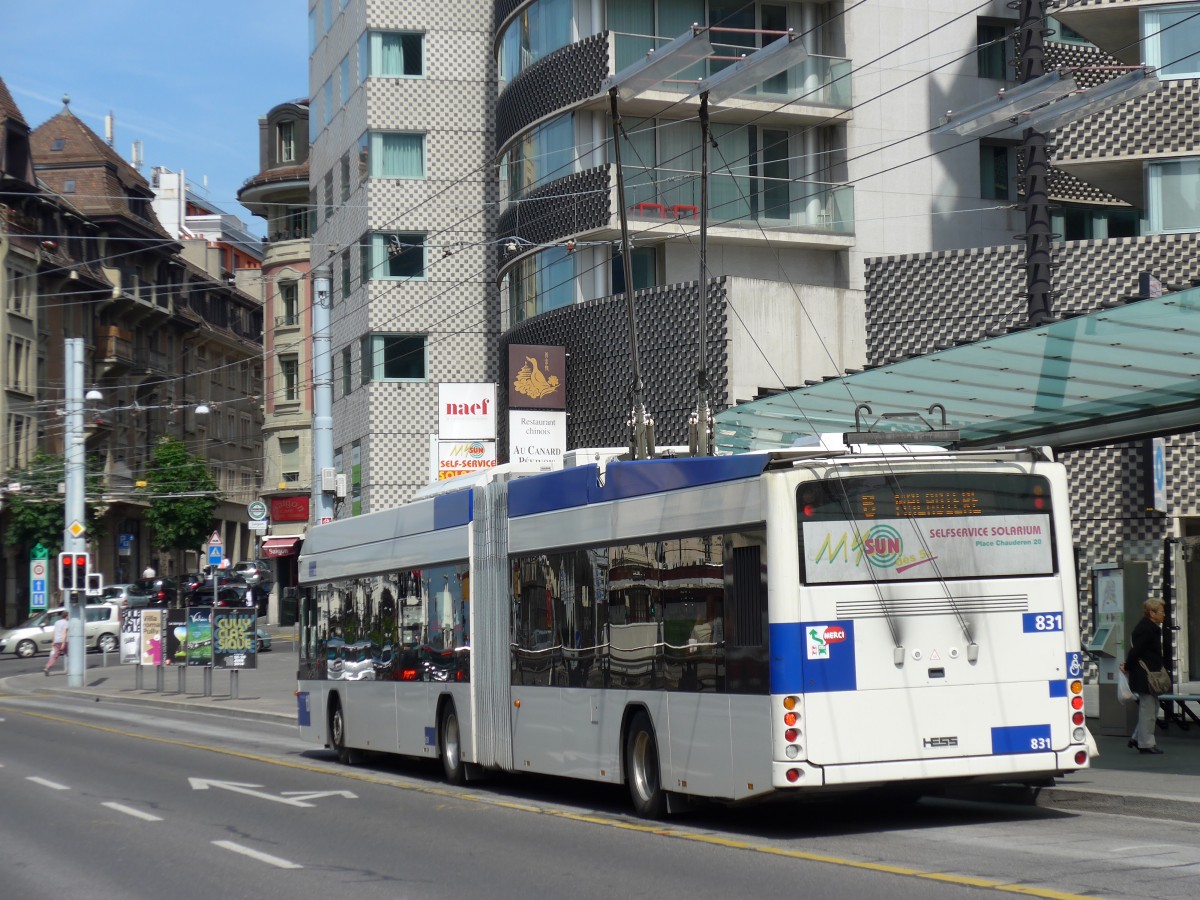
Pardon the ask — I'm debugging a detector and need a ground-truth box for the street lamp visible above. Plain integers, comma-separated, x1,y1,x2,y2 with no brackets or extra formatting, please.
193,403,218,592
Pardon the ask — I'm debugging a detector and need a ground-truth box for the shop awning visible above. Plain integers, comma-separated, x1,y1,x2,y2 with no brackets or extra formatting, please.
714,284,1200,452
261,536,302,558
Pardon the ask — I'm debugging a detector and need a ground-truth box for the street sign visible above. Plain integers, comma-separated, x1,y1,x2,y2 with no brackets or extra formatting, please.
247,499,268,521
29,546,49,611
248,519,268,532
69,520,86,538
208,531,223,546
207,544,223,567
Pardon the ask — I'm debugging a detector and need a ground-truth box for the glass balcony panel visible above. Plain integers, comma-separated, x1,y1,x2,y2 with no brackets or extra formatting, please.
611,33,851,107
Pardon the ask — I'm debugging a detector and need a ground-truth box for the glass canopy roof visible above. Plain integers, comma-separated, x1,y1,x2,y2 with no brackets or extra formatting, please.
714,284,1200,453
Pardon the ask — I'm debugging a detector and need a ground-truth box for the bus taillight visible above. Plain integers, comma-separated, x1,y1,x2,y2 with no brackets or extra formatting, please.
783,711,798,726
1072,711,1084,726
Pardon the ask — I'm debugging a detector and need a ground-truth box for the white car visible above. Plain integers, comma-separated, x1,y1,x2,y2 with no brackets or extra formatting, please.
0,603,121,658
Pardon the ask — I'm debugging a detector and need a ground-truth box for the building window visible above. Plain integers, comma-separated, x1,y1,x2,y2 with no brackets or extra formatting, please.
359,335,371,386
1148,158,1200,233
7,413,33,468
277,281,299,326
979,143,1010,200
1144,5,1200,79
360,131,426,179
350,440,362,516
364,333,427,381
341,248,351,298
5,266,33,315
322,77,333,128
63,179,76,193
361,232,426,280
359,30,425,78
498,0,572,87
280,354,299,402
342,346,352,396
308,6,317,51
508,246,576,323
977,20,1015,81
324,170,334,221
280,436,301,484
610,246,657,297
340,153,351,201
6,335,33,393
277,120,296,163
502,114,573,203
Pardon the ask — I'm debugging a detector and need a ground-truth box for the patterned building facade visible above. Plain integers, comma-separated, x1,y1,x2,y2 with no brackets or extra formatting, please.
308,0,499,513
865,2,1200,679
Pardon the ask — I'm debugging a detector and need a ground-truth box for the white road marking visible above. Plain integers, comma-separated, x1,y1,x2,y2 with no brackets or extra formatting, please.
27,776,69,790
212,840,302,869
189,777,317,807
102,801,163,822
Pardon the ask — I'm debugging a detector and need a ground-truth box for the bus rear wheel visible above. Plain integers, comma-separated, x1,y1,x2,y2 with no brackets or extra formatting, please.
625,710,666,818
439,702,465,785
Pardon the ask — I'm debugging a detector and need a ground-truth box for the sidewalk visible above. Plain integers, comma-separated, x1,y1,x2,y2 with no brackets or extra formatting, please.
7,642,1200,821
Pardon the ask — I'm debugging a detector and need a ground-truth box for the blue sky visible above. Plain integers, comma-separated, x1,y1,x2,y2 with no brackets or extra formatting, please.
1,0,307,236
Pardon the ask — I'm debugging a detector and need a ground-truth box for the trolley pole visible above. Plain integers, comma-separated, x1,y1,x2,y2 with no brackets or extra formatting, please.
63,338,87,687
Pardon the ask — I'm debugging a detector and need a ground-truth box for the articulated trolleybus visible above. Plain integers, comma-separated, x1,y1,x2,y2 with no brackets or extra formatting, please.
295,439,1088,817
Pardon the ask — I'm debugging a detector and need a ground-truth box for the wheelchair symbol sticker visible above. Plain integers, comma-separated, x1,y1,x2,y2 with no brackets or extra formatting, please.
1067,652,1082,678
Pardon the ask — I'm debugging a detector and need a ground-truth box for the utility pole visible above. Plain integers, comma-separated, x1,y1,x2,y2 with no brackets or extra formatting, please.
609,89,653,460
311,264,335,523
692,91,712,456
63,338,86,687
1018,0,1054,326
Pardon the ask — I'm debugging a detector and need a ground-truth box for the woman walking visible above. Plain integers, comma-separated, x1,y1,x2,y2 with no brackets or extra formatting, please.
1122,598,1169,755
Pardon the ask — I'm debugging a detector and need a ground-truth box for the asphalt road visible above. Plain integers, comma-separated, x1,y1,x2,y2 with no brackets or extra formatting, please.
2,689,1198,900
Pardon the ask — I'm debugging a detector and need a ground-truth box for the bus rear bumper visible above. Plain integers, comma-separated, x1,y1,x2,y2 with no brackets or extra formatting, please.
773,748,1088,790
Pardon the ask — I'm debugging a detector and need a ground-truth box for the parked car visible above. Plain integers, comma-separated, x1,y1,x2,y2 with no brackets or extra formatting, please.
233,559,272,586
186,576,249,607
102,583,134,609
256,628,272,652
125,577,179,608
0,603,121,657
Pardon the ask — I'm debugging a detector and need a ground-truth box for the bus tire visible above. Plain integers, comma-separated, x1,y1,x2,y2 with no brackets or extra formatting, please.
625,710,666,818
439,701,466,785
329,697,362,765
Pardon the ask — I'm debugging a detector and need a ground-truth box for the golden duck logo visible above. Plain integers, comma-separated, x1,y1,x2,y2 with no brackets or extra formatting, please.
513,356,561,401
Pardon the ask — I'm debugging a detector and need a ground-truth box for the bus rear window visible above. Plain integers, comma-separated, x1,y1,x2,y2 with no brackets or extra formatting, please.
799,472,1055,583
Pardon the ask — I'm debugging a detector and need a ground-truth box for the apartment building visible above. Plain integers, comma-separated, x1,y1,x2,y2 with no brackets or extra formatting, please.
0,81,264,620
308,0,499,513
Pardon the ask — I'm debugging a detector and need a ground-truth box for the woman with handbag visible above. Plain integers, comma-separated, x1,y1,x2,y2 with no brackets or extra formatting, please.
1122,598,1170,755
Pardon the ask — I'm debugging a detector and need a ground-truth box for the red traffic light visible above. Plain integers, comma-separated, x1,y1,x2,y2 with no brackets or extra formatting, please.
57,551,91,591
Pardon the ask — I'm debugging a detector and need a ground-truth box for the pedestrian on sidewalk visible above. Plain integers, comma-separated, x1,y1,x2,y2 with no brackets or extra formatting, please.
1122,598,1169,755
43,611,68,675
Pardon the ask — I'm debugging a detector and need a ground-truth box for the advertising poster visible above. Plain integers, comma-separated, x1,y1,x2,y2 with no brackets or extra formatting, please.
508,410,566,467
120,609,142,665
212,610,257,670
165,607,189,666
140,609,164,666
437,440,497,480
186,608,213,667
438,383,496,440
802,514,1054,584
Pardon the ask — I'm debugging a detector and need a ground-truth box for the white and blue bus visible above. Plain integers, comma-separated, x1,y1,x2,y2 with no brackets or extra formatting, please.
295,443,1088,817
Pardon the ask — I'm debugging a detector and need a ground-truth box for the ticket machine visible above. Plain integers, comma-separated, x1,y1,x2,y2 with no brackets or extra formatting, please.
1087,561,1149,736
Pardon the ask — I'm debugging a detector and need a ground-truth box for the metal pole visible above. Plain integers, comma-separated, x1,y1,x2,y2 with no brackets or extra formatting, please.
694,92,711,456
64,338,86,687
1018,0,1054,326
609,88,650,460
311,264,335,522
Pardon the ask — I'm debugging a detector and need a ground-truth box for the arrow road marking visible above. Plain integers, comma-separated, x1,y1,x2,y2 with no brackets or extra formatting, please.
281,790,358,802
189,778,356,807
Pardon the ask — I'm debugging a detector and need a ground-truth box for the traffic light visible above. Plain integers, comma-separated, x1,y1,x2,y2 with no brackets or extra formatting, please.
58,551,90,591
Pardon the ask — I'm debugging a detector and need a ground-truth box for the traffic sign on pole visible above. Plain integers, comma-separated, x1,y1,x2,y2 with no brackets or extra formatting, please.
208,531,223,547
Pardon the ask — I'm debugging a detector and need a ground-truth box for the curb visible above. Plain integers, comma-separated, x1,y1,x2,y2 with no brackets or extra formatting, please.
1034,785,1200,823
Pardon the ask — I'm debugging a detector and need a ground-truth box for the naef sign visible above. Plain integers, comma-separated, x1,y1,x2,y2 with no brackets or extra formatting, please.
439,383,496,440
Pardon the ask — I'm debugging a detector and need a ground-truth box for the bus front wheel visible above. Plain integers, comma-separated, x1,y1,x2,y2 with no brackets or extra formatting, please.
439,701,465,785
625,710,666,818
329,698,362,765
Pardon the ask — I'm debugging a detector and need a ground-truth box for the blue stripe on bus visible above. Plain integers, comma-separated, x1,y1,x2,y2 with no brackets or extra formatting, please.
508,455,772,518
1048,680,1067,698
770,621,857,694
433,489,472,528
991,723,1051,754
296,691,311,727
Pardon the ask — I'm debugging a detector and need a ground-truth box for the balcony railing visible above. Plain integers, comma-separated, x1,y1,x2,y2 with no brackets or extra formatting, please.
624,169,853,234
275,313,301,328
612,33,852,108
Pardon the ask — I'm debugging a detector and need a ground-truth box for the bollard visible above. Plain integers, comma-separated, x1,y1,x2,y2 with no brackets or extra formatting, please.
230,669,239,700
177,664,186,694
155,665,164,692
135,663,143,690
203,666,212,697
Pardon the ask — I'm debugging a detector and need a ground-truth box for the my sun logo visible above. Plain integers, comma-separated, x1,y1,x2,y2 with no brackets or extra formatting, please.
812,525,904,569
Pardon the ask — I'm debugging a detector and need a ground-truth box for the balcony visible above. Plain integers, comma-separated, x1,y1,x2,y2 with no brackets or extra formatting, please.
611,31,852,115
275,313,301,328
623,169,854,239
96,325,134,370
